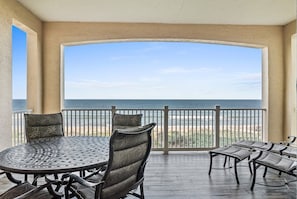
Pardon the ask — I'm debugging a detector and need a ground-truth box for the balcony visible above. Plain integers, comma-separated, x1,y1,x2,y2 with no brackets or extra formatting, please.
0,1,296,198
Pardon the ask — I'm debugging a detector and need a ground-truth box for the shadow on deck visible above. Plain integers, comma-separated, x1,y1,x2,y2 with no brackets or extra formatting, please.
1,152,296,199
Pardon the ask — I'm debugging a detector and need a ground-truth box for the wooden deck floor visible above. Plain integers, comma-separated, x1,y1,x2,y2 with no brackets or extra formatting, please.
145,152,297,199
1,152,297,198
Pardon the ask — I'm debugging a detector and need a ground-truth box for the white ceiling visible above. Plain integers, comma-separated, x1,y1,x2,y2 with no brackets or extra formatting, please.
18,0,296,25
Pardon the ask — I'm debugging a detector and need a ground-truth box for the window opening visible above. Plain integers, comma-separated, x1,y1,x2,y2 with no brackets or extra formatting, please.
12,25,27,111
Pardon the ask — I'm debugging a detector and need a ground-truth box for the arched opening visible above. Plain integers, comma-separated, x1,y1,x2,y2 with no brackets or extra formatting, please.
62,41,263,109
61,40,266,146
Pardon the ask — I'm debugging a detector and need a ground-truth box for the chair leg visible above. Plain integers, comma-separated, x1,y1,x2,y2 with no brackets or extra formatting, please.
54,173,59,179
263,167,268,178
250,161,257,191
79,170,85,177
248,159,252,175
208,153,213,175
234,158,240,184
140,183,144,199
64,186,69,199
32,174,38,186
223,155,228,167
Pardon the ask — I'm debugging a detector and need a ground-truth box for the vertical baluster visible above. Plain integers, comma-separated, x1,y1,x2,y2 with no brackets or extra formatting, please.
195,110,198,148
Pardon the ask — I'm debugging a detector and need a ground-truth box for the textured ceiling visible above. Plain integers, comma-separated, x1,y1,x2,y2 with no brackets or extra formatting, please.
18,0,296,25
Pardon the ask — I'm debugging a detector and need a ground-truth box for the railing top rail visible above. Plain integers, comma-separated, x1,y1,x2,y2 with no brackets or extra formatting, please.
62,108,266,111
220,108,266,111
13,109,32,113
113,108,163,111
62,108,111,111
62,108,164,111
169,108,216,111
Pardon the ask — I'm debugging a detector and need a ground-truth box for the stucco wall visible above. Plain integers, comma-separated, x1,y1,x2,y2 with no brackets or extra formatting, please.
0,0,42,149
284,21,297,138
43,22,285,141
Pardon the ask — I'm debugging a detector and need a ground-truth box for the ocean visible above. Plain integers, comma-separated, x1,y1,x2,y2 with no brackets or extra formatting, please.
13,99,261,111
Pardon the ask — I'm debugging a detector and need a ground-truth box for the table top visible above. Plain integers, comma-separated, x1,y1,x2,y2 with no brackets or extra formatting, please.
0,136,109,174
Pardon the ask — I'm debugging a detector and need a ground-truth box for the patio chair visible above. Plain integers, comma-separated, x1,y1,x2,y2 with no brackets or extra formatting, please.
249,149,297,191
210,137,295,184
209,145,253,184
112,113,142,131
232,138,295,178
64,122,156,199
24,112,64,142
81,112,143,178
0,173,62,199
24,112,64,182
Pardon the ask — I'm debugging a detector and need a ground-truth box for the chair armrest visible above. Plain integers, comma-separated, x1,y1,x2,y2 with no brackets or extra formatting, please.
249,150,263,163
265,142,274,151
84,167,106,179
269,142,287,154
66,173,104,188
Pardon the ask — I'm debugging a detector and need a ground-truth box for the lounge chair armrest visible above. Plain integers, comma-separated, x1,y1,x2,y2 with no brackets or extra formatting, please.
279,146,288,153
269,142,287,154
278,140,291,146
249,150,263,163
265,142,274,151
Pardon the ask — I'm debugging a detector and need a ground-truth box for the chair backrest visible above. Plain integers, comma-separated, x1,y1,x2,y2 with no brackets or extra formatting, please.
100,123,156,199
112,113,142,131
24,112,64,142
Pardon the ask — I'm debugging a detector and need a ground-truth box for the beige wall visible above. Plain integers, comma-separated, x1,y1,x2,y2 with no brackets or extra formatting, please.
284,21,297,139
43,22,285,141
0,0,42,149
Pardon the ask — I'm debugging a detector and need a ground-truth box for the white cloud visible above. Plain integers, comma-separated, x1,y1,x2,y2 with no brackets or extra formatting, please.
237,72,261,81
66,80,136,88
158,66,221,74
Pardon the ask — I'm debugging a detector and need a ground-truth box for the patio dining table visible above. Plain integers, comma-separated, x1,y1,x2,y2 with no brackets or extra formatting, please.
0,136,109,183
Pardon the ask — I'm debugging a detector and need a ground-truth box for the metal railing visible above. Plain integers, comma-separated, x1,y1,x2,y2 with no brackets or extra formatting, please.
12,106,266,153
12,109,32,146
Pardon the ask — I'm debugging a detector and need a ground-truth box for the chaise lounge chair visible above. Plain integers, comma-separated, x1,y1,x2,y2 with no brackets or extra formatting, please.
249,149,297,191
209,136,297,185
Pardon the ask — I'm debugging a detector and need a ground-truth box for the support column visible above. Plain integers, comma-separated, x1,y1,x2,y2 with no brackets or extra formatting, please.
0,17,12,150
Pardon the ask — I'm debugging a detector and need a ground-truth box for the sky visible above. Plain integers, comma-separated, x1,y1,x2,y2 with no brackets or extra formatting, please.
12,26,262,100
12,26,27,99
